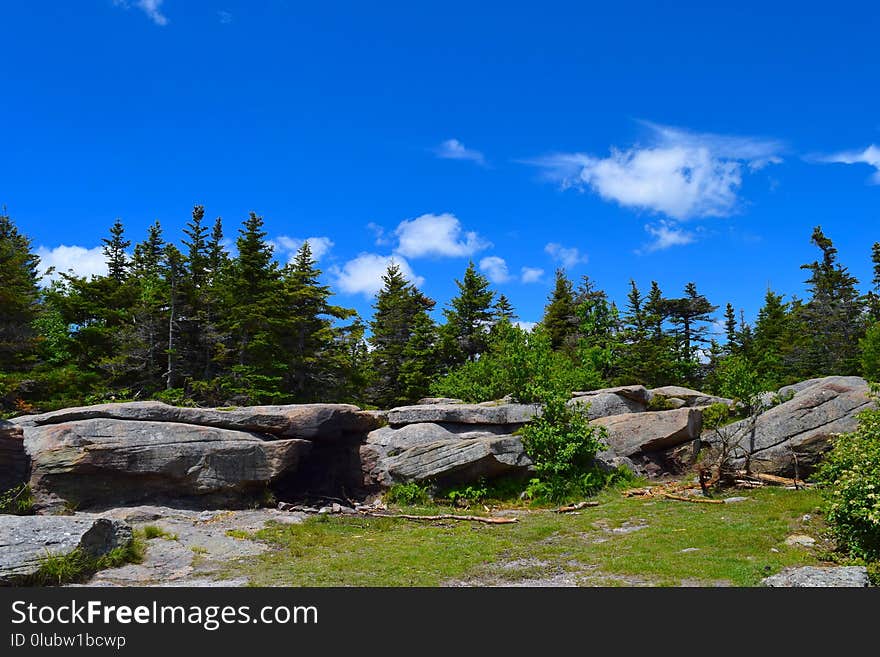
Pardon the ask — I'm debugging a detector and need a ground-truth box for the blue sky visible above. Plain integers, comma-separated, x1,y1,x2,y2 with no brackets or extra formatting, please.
2,1,879,331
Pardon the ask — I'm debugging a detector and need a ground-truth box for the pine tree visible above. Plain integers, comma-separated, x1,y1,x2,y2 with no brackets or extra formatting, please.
493,294,517,322
867,242,880,321
368,263,437,407
102,219,130,284
542,269,577,351
723,303,739,354
798,226,865,376
442,261,494,364
0,212,41,371
575,276,621,381
752,289,793,388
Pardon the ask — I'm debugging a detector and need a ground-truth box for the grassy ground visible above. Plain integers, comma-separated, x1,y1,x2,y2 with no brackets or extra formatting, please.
220,487,829,587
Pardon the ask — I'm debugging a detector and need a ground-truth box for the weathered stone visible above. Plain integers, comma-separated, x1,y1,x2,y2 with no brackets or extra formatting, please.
649,386,731,408
24,419,312,509
571,385,650,405
762,566,870,587
13,401,380,441
417,397,465,405
0,515,132,585
361,432,532,488
0,419,28,491
719,376,872,476
591,408,703,458
592,450,639,475
568,392,646,419
663,397,687,409
386,403,540,428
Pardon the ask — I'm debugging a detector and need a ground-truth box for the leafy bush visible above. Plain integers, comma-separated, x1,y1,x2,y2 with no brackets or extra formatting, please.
518,392,608,502
861,322,880,383
431,322,601,404
0,484,34,515
647,395,678,411
814,405,880,561
385,482,430,506
445,482,490,506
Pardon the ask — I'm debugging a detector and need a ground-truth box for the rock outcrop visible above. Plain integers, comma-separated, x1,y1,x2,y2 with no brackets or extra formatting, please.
591,407,703,459
649,386,731,408
0,515,133,585
569,385,649,419
361,403,535,488
0,419,28,491
762,566,871,587
713,376,872,476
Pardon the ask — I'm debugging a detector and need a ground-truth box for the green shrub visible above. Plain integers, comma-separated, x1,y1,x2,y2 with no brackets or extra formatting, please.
519,392,608,502
151,388,197,407
445,482,490,506
0,484,35,515
26,536,145,586
702,402,733,430
385,482,430,506
142,525,177,541
814,405,880,561
861,322,880,383
647,395,678,411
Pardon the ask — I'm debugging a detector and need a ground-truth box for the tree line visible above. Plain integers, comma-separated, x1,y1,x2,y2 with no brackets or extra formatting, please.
2,207,879,413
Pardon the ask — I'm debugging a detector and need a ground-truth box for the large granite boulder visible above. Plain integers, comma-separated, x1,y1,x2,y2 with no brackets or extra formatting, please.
717,376,872,476
649,386,731,408
568,392,646,419
0,515,133,585
386,403,540,428
591,408,703,458
24,419,312,509
0,419,28,491
762,566,870,587
13,401,380,441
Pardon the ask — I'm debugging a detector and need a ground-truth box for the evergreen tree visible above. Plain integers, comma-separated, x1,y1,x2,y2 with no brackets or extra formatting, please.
798,226,864,376
542,269,578,351
575,276,621,381
723,303,739,354
493,294,517,322
368,264,437,407
867,242,880,322
442,261,494,364
0,212,41,372
102,219,130,284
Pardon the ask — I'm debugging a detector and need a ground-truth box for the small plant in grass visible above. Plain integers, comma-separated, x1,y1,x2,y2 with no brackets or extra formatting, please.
27,537,145,586
445,482,490,507
226,529,252,540
814,400,880,562
0,484,35,515
386,482,430,506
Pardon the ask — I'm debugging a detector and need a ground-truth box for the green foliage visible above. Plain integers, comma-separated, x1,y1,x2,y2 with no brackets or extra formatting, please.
814,404,880,561
646,395,678,411
142,525,178,541
519,392,608,502
0,484,35,515
441,261,495,365
26,536,145,586
701,402,733,431
432,321,601,403
386,482,430,506
151,388,196,407
860,322,880,383
715,354,764,413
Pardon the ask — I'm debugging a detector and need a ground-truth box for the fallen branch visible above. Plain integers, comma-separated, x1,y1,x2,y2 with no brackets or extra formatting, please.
360,512,518,525
554,501,600,513
661,493,725,505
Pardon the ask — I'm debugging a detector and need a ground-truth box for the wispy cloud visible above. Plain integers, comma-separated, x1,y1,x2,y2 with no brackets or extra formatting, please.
394,213,490,259
479,256,511,283
330,253,422,298
544,242,588,269
639,221,697,253
526,122,783,221
520,266,544,284
433,138,486,166
817,144,880,184
113,0,169,26
366,222,391,246
218,10,233,24
272,236,334,262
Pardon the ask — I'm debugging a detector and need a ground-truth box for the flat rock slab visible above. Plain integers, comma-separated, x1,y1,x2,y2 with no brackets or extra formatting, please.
0,515,132,585
571,385,650,404
762,566,870,587
0,419,28,490
89,506,305,587
386,403,540,427
568,392,646,419
649,386,731,408
13,401,380,440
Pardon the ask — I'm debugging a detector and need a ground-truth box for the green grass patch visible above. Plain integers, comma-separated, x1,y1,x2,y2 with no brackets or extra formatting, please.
25,536,146,586
0,484,35,516
224,487,826,587
142,525,178,541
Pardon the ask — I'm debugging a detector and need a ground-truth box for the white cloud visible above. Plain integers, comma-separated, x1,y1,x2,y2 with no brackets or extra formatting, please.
218,10,233,24
544,243,588,268
36,245,107,284
394,213,490,259
515,321,537,332
273,236,334,262
820,144,880,184
330,253,423,298
528,122,783,220
366,222,391,246
113,0,169,26
640,221,696,253
433,139,486,166
520,266,544,284
479,256,511,283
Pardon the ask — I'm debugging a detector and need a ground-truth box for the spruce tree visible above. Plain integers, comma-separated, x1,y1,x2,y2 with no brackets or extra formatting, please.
102,218,130,283
723,303,739,354
442,261,494,364
542,269,577,351
0,212,41,371
493,294,517,322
